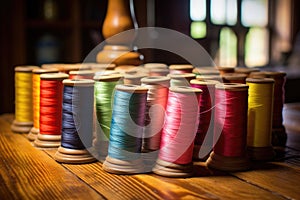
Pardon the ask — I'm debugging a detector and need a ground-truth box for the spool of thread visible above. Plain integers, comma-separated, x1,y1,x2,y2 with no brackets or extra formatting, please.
206,83,250,171
103,84,148,174
248,71,266,79
234,67,260,77
153,86,202,177
246,78,275,160
193,67,220,76
264,71,287,146
93,74,123,161
196,74,223,82
144,63,168,69
216,66,235,75
34,73,69,148
141,76,170,169
28,68,59,141
221,73,248,84
124,73,147,85
190,79,220,160
80,63,116,71
11,66,39,133
69,70,95,79
114,65,137,73
169,64,194,74
54,79,96,164
168,73,196,87
149,68,169,76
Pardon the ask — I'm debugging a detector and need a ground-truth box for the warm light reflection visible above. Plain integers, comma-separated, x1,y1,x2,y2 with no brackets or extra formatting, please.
241,0,268,27
245,27,269,67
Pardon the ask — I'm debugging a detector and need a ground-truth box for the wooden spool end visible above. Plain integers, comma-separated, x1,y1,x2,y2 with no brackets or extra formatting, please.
115,84,148,94
102,156,145,175
11,120,33,134
54,146,97,164
247,146,275,161
27,127,39,141
34,134,61,148
206,152,251,172
152,159,194,178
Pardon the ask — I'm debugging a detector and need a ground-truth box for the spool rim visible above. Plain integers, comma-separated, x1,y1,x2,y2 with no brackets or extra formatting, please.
32,68,59,74
168,73,196,79
15,66,39,72
93,74,123,81
170,86,202,93
246,78,275,84
169,64,194,70
63,79,95,86
141,76,171,84
190,79,220,85
40,73,69,80
116,84,148,93
215,83,249,91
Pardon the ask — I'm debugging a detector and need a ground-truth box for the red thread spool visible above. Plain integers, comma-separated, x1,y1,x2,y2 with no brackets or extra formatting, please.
206,83,250,171
34,73,69,148
264,71,287,146
153,86,202,178
190,79,220,160
69,70,95,79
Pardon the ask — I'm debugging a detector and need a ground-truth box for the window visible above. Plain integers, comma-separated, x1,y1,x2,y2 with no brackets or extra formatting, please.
189,0,271,67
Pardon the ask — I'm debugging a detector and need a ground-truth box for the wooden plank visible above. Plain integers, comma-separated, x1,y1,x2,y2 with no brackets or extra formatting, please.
46,149,286,200
135,163,286,200
0,117,103,200
45,149,161,200
232,162,300,200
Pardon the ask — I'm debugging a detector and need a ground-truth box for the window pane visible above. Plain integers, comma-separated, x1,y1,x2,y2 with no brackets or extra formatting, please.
211,0,237,25
191,21,206,39
245,27,269,67
242,0,268,27
219,27,237,67
190,0,206,21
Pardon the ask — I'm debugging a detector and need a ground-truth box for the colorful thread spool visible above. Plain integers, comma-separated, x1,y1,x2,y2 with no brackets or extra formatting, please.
168,73,196,87
103,84,148,174
221,73,248,84
141,76,170,169
54,79,96,164
28,68,59,141
34,73,69,148
149,68,169,76
153,86,202,178
190,79,220,160
124,73,147,85
196,74,223,82
93,74,123,161
193,67,220,76
144,63,168,69
11,66,39,133
264,71,287,146
169,64,194,74
246,78,275,161
69,70,95,79
216,66,235,75
206,83,250,171
234,67,260,77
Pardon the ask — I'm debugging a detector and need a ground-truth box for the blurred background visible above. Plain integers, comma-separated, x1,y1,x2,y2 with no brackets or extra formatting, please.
1,0,300,114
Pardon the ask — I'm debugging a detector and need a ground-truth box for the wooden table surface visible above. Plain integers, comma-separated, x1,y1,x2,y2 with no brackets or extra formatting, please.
1,114,299,200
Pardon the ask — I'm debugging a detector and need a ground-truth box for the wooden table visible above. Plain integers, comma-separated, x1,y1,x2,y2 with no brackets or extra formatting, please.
0,114,299,200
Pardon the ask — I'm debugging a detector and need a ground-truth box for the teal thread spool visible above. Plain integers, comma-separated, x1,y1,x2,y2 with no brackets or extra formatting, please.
103,84,148,174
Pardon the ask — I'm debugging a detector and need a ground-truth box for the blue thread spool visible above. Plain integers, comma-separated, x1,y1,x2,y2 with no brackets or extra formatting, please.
103,84,148,174
54,79,96,164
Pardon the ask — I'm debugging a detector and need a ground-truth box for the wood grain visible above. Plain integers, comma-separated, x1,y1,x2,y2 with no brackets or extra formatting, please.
232,162,300,200
0,116,103,200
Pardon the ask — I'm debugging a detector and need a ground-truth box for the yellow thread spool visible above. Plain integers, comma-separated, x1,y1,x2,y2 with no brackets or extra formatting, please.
246,78,275,160
11,66,39,133
28,68,58,141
